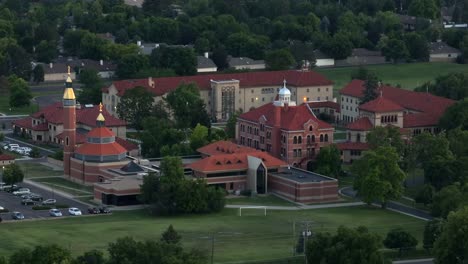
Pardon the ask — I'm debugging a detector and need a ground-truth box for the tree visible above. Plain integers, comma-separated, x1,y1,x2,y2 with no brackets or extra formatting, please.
160,225,181,244
306,226,388,264
323,32,353,60
351,66,372,80
383,228,418,257
265,49,295,70
416,73,468,100
431,185,467,218
226,110,241,139
211,46,229,70
423,218,443,250
35,40,58,63
361,72,379,104
73,249,105,264
140,117,185,157
434,206,468,264
117,86,154,129
150,45,197,76
29,147,41,158
32,65,44,84
415,184,435,206
408,0,439,19
366,126,404,155
77,68,103,105
404,32,429,61
3,163,24,185
116,54,149,79
314,145,341,178
352,146,406,207
9,244,72,264
382,38,409,63
440,98,468,131
8,76,32,108
165,83,210,129
190,124,209,152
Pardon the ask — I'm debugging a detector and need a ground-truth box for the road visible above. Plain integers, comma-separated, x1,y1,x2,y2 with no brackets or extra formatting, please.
30,82,82,93
393,258,433,264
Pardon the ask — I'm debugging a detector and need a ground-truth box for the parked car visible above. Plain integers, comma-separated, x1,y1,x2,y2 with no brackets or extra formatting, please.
42,199,56,205
29,194,43,202
0,206,5,210
88,207,99,214
2,185,18,192
21,199,35,205
49,209,62,217
68,208,82,216
13,188,31,196
11,211,24,220
99,206,111,214
5,144,19,151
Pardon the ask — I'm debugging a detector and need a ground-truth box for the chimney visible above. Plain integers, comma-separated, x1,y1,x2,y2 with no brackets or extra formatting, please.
137,40,141,47
148,77,154,88
204,52,209,58
49,63,53,69
100,59,103,66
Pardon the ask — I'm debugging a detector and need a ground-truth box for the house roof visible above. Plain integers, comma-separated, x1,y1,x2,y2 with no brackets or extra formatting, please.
429,42,461,55
197,56,217,69
228,57,265,67
104,70,331,97
307,101,340,112
359,96,405,113
120,161,144,172
346,117,373,131
336,142,370,150
0,154,15,161
87,127,115,138
197,140,256,156
239,103,333,131
19,102,126,127
115,137,138,151
75,141,127,156
313,50,331,60
56,132,87,144
188,151,287,173
403,112,441,128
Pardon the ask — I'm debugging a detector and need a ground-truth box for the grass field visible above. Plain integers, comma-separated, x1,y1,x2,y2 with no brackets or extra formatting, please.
17,163,63,178
31,177,93,196
0,207,425,263
316,62,468,93
226,194,295,206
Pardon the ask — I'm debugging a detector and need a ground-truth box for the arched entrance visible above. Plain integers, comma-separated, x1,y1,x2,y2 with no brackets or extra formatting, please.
256,164,266,194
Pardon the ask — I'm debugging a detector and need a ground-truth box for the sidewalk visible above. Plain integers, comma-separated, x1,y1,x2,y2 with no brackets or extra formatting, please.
225,201,364,211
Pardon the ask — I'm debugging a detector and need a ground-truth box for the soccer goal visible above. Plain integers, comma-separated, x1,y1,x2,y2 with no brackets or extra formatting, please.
238,206,267,216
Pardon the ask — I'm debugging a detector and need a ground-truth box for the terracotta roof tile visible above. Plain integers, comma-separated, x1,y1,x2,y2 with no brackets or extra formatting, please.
75,142,127,156
0,154,15,161
87,127,115,138
239,103,333,131
307,101,340,113
346,117,373,131
336,142,370,150
12,117,33,130
359,96,405,113
115,137,138,151
197,140,255,156
32,123,49,131
56,132,87,144
105,70,333,97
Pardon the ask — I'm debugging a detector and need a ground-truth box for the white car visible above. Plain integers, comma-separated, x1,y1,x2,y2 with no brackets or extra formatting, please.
13,188,31,196
68,208,82,216
42,199,56,205
49,209,63,217
0,206,4,210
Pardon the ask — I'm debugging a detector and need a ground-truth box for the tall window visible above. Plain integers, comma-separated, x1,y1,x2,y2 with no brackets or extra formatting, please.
320,134,324,142
293,136,297,144
298,136,302,144
221,86,235,120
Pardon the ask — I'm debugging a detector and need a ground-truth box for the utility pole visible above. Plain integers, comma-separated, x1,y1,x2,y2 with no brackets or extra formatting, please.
297,220,314,264
211,233,215,264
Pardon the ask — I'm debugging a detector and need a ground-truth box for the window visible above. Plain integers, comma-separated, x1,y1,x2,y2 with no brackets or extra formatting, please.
293,149,298,157
317,97,320,101
309,126,313,131
307,135,311,144
326,88,329,92
307,88,309,92
298,136,302,144
324,134,328,142
251,98,254,103
293,136,297,144
66,137,69,146
348,132,351,141
318,88,320,92
251,89,254,93
262,97,265,102
298,149,302,157
356,133,361,142
312,135,315,142
320,134,324,142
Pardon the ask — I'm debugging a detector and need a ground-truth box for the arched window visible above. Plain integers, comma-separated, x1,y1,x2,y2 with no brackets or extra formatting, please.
320,134,324,142
298,136,302,144
309,126,313,131
324,134,329,142
307,135,311,144
66,137,69,146
293,136,297,144
312,135,315,142
356,133,361,142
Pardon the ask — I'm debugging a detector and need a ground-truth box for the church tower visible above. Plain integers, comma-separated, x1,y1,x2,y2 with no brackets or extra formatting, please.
63,66,76,177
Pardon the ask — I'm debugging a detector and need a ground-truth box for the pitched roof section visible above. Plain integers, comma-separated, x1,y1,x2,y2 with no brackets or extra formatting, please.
0,154,15,161
120,161,144,172
336,142,370,151
197,141,256,156
87,127,115,138
105,70,332,97
346,117,373,131
307,101,340,113
359,96,405,113
115,137,138,151
429,42,461,54
239,103,333,131
75,142,127,156
188,151,287,173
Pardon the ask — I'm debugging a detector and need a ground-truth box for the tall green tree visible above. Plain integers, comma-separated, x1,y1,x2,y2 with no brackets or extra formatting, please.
3,163,24,185
226,110,241,139
382,38,409,63
366,126,405,155
439,98,468,131
408,0,439,19
361,72,379,104
77,68,103,104
190,124,209,152
8,76,32,108
383,228,418,257
306,226,388,264
431,185,467,218
423,218,443,250
32,64,44,84
150,45,197,76
117,86,154,129
265,49,295,70
352,146,406,207
116,54,149,79
314,145,341,178
73,249,106,264
434,206,468,264
160,224,181,244
404,32,429,61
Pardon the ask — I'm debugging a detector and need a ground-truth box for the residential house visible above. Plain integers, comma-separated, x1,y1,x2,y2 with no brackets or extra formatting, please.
314,50,335,67
335,48,387,67
429,41,462,62
197,54,217,73
228,56,266,70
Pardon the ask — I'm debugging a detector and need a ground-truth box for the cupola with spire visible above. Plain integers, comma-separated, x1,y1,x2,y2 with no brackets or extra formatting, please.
63,66,76,101
274,79,296,107
96,103,105,127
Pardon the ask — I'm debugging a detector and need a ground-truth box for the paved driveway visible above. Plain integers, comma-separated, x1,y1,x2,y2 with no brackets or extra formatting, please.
0,182,90,221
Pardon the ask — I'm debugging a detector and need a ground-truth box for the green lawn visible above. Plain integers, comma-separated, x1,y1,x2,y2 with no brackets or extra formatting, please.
316,62,468,94
0,95,39,115
226,194,295,206
0,207,426,263
18,162,64,178
31,177,93,196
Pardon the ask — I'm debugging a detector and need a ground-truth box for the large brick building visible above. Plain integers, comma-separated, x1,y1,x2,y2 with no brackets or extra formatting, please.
337,80,455,163
189,141,339,203
236,82,335,169
102,70,333,122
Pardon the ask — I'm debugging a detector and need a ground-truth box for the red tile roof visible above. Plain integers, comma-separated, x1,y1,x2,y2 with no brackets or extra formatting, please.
197,140,256,156
336,142,370,150
403,112,440,128
307,101,341,113
13,117,33,130
359,96,405,113
32,123,49,131
87,127,115,138
56,132,87,144
239,103,333,131
115,137,138,151
104,70,333,97
75,141,127,156
24,102,126,127
188,151,287,173
0,154,15,161
346,117,373,131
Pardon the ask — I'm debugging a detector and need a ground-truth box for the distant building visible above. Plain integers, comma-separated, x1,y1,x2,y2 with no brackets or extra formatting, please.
237,82,335,169
397,14,432,31
189,140,339,203
197,54,217,73
429,41,461,62
102,70,334,122
0,154,15,166
335,48,387,67
228,56,266,70
307,101,340,123
41,59,116,81
337,80,455,163
137,41,194,55
313,50,335,67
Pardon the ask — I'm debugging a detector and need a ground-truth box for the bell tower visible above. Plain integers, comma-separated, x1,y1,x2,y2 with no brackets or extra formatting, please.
63,66,76,177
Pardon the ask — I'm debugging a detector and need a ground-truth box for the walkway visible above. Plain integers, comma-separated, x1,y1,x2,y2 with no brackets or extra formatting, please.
225,202,364,211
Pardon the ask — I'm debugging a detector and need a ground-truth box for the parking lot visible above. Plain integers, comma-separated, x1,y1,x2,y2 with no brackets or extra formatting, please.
0,182,90,221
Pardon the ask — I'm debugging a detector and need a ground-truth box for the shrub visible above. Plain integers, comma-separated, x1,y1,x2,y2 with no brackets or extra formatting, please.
49,150,63,161
32,205,51,210
54,204,69,209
